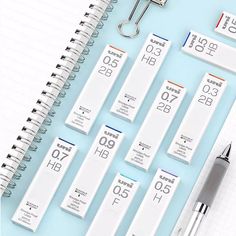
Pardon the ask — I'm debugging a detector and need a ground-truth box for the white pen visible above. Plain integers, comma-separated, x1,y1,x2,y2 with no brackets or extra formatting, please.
182,143,232,236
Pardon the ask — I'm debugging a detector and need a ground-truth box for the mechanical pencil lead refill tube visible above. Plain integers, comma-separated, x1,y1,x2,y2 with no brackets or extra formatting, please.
126,168,180,236
12,137,77,232
86,173,139,236
61,125,124,218
110,33,171,122
66,44,128,134
215,11,236,41
182,30,236,73
168,73,227,164
125,80,186,171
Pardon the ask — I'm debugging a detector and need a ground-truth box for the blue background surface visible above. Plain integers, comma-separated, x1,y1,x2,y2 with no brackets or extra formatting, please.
2,0,236,235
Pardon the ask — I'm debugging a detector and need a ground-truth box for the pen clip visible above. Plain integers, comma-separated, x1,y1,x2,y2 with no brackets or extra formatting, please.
118,0,168,38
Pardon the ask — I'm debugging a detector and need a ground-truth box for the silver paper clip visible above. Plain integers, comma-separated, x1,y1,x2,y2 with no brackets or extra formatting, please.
118,0,168,38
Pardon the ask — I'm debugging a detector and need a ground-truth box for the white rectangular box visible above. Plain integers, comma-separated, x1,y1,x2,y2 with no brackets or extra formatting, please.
182,30,236,73
61,125,124,218
168,73,227,164
110,33,171,122
215,11,236,40
86,173,139,236
125,80,186,171
12,137,77,232
126,168,180,236
66,44,128,134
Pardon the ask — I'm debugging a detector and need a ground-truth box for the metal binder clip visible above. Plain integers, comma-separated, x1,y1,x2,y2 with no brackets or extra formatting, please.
118,0,167,38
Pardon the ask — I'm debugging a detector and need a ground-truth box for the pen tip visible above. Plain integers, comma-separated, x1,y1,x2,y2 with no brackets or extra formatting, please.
221,142,232,159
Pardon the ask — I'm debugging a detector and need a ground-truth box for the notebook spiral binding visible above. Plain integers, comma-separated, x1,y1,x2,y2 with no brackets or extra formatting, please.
0,0,118,198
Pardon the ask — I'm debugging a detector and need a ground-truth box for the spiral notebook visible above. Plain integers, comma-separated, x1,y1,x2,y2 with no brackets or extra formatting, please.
0,0,115,197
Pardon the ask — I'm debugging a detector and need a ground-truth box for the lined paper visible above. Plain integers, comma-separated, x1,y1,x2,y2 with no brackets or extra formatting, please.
0,0,90,158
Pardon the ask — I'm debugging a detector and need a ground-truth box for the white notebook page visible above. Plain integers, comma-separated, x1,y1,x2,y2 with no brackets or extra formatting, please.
0,0,91,158
172,100,236,236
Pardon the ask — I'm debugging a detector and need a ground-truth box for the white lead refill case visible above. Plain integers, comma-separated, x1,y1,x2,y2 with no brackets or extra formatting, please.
182,30,236,73
86,173,139,236
215,11,236,41
126,168,180,236
168,73,227,164
110,33,171,122
61,125,124,218
12,137,77,232
66,44,128,134
125,80,186,171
